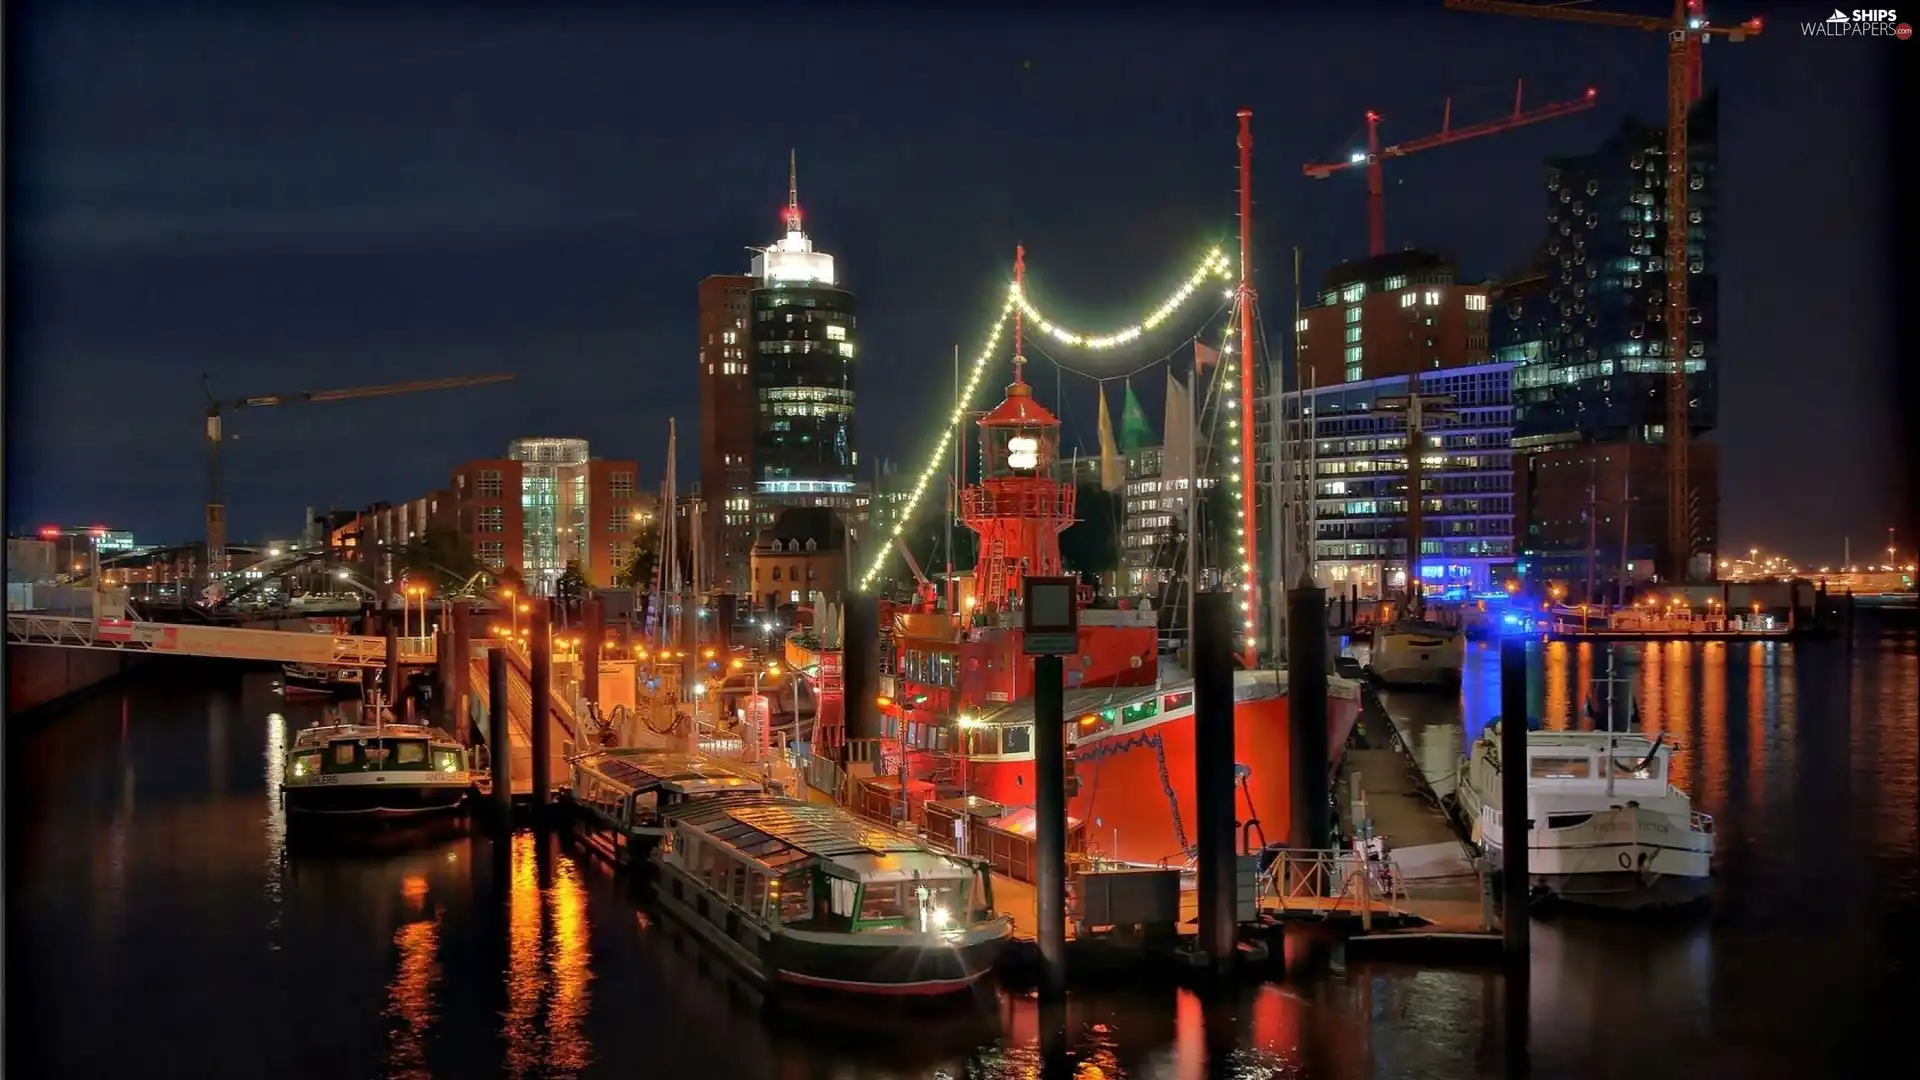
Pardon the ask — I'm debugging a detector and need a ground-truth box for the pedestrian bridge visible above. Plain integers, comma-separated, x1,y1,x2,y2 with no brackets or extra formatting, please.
5,613,436,667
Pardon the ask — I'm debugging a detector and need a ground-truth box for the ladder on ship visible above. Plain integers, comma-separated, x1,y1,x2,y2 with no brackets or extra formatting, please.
985,537,1007,609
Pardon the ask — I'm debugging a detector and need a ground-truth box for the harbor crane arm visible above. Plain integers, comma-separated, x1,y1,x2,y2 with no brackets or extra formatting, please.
1303,81,1599,257
894,536,939,607
202,372,516,597
1440,0,1760,584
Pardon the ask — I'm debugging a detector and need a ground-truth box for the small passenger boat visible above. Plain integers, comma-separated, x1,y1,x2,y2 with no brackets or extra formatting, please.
280,663,364,700
281,721,472,826
563,747,773,867
655,795,1013,998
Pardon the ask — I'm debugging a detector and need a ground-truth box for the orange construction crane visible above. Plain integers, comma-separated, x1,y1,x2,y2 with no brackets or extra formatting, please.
202,373,516,593
1305,79,1599,258
1442,0,1761,583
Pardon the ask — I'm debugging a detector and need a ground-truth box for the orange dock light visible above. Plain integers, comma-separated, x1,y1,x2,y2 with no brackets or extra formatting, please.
876,695,893,709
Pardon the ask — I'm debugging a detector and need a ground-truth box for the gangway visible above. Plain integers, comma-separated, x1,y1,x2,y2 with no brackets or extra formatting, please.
466,641,580,794
6,613,435,667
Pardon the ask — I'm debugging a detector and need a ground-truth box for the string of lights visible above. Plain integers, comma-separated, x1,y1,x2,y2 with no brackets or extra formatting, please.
1027,295,1235,386
1213,311,1256,644
854,247,1231,592
1012,249,1234,351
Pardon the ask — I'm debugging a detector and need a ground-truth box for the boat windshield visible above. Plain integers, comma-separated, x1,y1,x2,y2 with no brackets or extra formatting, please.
857,877,968,929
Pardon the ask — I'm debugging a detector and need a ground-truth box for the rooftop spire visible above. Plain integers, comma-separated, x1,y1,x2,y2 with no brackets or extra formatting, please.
784,149,803,233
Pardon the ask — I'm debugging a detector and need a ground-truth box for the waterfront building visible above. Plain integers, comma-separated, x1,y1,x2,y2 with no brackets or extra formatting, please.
1295,249,1492,388
1510,92,1723,584
697,273,758,595
1285,361,1516,595
1120,446,1218,595
749,507,848,612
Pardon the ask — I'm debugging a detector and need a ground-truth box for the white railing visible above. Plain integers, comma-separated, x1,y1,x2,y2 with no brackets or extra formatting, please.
1259,847,1413,918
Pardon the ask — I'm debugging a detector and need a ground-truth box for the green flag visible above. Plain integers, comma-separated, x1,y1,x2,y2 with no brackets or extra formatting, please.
1119,381,1154,454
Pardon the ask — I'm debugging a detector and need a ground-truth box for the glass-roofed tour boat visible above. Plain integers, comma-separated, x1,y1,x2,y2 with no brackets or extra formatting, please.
563,747,775,868
654,794,1013,998
281,720,473,826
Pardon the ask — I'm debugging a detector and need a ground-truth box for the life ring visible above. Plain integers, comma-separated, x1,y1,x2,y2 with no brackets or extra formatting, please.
1617,852,1632,869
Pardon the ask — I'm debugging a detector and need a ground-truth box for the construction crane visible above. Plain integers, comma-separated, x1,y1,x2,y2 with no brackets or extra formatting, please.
1305,79,1600,258
202,373,515,597
1442,0,1761,583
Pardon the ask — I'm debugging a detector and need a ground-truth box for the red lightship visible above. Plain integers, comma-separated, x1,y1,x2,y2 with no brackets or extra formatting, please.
870,252,1361,868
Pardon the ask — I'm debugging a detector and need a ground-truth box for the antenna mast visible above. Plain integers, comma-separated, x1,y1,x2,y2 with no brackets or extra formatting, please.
1235,109,1258,667
1012,244,1027,383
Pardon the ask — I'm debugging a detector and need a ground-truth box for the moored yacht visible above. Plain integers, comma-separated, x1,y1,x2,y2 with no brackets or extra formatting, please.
1368,595,1466,689
281,721,473,826
1452,694,1714,911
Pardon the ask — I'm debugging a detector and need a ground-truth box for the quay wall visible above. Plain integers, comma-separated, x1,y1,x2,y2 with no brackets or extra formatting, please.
5,644,148,717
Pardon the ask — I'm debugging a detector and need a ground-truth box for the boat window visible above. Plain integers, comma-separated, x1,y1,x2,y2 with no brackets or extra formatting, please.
730,865,749,907
1003,725,1032,755
913,879,967,928
294,754,322,778
434,750,461,772
394,741,427,765
966,727,1001,756
828,877,857,916
776,872,812,925
1121,699,1157,725
1163,691,1194,712
333,743,357,766
1529,755,1592,779
632,791,659,822
748,872,767,914
859,881,906,921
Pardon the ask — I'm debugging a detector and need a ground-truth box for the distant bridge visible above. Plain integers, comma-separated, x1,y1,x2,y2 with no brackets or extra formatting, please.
5,613,435,667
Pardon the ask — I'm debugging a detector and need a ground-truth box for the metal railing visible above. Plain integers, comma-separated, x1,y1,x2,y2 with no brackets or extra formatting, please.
5,612,433,667
1260,847,1413,919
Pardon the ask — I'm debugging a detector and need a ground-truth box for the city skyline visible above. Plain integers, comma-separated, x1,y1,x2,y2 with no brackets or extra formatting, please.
4,6,1897,565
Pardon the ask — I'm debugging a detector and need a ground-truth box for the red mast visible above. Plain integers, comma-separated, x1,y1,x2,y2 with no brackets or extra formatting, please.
959,247,1074,614
1236,109,1259,666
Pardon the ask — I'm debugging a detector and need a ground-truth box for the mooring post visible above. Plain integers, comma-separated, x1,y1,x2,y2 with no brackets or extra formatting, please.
384,622,400,704
530,601,553,814
1288,576,1332,856
1497,634,1531,955
450,600,473,740
1032,650,1067,997
1193,590,1238,969
488,645,511,823
1022,575,1078,1000
841,593,881,754
582,594,603,710
1498,631,1531,1073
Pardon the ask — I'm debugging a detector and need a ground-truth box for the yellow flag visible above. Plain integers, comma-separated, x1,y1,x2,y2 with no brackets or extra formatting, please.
1097,386,1124,492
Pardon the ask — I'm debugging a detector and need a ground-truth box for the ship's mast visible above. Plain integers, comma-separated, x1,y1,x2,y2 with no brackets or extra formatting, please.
1235,110,1258,667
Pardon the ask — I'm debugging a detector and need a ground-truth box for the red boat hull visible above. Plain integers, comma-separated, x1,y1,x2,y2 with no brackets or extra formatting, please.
957,694,1361,867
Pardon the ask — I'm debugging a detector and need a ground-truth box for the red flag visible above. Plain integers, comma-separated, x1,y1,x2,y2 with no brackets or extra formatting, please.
1195,341,1220,372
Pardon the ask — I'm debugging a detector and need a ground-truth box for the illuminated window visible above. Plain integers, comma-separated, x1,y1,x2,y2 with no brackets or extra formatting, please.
1344,326,1362,344
1400,293,1416,308
1464,294,1487,311
826,325,846,341
1344,305,1361,325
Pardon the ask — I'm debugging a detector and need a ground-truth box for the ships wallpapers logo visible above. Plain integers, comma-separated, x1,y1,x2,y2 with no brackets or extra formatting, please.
1803,8,1911,36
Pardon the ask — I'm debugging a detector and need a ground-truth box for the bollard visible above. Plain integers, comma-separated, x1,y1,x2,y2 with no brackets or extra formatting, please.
1192,590,1238,969
1497,634,1531,961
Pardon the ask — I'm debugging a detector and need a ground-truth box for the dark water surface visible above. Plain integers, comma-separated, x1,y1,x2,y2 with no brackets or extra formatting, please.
9,618,1916,1079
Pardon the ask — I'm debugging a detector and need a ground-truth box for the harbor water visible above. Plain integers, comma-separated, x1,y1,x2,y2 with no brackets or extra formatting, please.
9,616,1916,1078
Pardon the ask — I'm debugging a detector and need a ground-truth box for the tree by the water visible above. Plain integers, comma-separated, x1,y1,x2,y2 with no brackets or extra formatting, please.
393,527,487,592
617,519,662,592
556,560,588,618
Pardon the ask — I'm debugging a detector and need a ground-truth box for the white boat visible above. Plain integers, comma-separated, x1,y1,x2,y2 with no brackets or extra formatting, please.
1369,617,1465,688
281,720,473,826
1453,682,1714,911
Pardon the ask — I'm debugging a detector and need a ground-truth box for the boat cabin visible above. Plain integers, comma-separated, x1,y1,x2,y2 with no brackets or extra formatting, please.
1522,732,1670,792
288,724,465,780
664,796,995,935
570,749,768,834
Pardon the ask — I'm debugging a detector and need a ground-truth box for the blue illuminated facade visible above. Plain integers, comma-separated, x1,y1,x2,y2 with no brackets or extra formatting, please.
1510,91,1720,450
1285,361,1516,595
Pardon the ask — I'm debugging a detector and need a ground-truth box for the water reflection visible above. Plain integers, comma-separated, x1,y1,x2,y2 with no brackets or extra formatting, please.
8,650,1914,1079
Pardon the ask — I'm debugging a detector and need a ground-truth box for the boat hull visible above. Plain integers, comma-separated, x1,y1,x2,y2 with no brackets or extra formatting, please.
283,777,469,824
1472,806,1713,911
281,666,363,700
1369,629,1465,688
767,920,1012,997
962,694,1362,866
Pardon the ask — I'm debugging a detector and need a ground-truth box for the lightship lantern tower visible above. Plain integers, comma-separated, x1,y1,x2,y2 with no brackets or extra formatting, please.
959,246,1076,613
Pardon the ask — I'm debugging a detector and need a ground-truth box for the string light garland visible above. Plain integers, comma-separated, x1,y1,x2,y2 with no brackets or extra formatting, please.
1212,317,1257,647
856,247,1231,593
1012,250,1234,350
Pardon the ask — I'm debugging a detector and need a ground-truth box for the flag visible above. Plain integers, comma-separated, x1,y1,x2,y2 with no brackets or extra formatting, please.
1119,381,1154,454
1163,369,1193,492
1195,340,1220,373
1096,386,1124,492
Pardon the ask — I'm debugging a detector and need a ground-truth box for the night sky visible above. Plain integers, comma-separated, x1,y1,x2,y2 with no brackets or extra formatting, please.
5,2,1896,563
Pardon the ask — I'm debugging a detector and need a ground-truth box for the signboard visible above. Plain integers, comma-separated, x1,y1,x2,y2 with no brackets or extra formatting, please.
1022,576,1080,656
